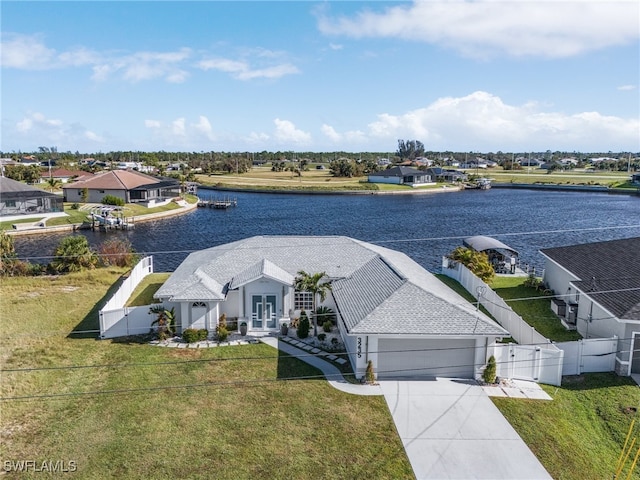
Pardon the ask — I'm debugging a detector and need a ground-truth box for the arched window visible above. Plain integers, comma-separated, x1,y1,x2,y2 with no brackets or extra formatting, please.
192,302,206,308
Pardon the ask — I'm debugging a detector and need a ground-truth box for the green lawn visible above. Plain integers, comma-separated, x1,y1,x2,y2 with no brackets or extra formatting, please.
126,272,170,306
0,270,412,479
493,373,640,480
491,276,582,342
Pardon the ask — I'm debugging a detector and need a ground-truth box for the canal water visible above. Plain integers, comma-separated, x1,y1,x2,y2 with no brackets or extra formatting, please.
12,188,640,273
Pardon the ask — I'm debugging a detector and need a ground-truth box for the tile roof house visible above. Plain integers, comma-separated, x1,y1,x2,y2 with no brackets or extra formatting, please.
40,168,94,184
155,236,508,380
540,237,640,376
0,176,64,218
63,170,180,206
367,166,434,187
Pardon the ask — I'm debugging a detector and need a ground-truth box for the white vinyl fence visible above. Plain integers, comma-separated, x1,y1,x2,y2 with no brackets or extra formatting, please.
99,256,157,339
491,343,563,386
441,258,551,347
555,337,618,376
440,258,622,386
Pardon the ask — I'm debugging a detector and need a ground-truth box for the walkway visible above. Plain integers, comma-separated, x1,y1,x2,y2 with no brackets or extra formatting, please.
259,336,382,396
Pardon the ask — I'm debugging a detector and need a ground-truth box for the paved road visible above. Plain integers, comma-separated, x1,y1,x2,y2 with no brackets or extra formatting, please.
380,379,552,480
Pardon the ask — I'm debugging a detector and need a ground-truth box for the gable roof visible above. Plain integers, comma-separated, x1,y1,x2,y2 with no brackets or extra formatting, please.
156,236,508,337
369,166,424,177
540,237,640,320
63,170,162,190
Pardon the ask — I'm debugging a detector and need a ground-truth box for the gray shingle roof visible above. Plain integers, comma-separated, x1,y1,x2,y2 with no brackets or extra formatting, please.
541,237,640,320
156,235,508,337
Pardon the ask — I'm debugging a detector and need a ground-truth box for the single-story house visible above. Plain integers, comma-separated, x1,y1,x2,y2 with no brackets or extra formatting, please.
0,176,63,217
540,237,640,376
63,170,180,206
39,168,93,184
154,236,508,380
367,166,433,187
426,167,467,183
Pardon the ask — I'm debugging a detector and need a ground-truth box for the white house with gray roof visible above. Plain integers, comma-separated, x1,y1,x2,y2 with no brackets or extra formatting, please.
155,236,508,380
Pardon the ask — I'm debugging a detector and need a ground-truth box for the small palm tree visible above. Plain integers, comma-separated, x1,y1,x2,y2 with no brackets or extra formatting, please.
294,271,332,336
46,178,62,192
149,305,176,340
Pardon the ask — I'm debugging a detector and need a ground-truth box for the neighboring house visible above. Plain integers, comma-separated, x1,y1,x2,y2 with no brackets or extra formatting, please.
63,170,180,206
368,166,433,187
39,168,93,184
155,236,508,380
540,237,640,376
0,176,63,217
426,167,467,183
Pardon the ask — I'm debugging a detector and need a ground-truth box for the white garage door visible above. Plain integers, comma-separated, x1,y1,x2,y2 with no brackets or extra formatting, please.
377,338,476,378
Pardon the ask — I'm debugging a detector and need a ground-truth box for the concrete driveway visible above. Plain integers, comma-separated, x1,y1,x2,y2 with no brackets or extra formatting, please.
380,378,552,479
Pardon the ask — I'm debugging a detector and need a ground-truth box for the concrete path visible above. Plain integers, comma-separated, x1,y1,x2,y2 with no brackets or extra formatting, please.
380,379,552,479
259,337,382,396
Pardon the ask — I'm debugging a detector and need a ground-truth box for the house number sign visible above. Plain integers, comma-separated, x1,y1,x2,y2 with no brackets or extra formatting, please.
357,337,362,358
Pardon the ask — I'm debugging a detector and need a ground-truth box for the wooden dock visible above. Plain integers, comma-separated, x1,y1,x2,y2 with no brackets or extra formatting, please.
197,197,238,209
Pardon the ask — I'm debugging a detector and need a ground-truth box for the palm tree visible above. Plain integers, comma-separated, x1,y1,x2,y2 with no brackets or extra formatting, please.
148,305,176,340
46,177,62,192
294,271,332,336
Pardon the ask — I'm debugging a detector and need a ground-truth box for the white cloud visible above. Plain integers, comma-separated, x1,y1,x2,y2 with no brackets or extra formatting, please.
321,124,367,144
274,119,312,145
362,91,640,151
12,112,104,148
144,119,161,128
1,33,56,69
617,84,637,91
198,57,299,80
317,1,640,58
329,43,343,51
172,118,186,136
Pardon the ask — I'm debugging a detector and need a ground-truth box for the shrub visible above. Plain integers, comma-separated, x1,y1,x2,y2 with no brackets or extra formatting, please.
297,310,310,339
365,360,375,384
322,320,332,333
98,238,138,267
183,328,208,343
315,306,336,325
216,325,229,342
482,355,497,384
219,313,227,328
50,236,98,273
71,203,80,210
331,337,339,346
101,195,125,206
318,333,326,341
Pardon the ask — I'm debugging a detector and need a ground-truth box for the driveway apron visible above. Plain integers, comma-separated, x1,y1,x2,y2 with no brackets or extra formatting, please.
380,378,552,480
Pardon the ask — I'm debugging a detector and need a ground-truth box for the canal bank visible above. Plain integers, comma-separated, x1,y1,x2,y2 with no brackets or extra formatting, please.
5,200,198,237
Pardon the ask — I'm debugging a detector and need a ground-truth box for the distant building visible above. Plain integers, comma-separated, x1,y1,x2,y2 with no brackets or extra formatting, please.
368,166,433,186
63,170,180,206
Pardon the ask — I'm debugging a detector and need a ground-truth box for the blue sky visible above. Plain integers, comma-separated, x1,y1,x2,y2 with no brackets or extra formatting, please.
1,1,639,153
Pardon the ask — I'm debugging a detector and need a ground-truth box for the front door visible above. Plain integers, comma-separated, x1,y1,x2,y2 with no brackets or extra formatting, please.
251,295,277,330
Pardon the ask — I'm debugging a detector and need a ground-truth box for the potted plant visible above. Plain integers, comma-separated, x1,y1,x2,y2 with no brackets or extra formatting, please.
240,321,247,336
280,322,289,336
